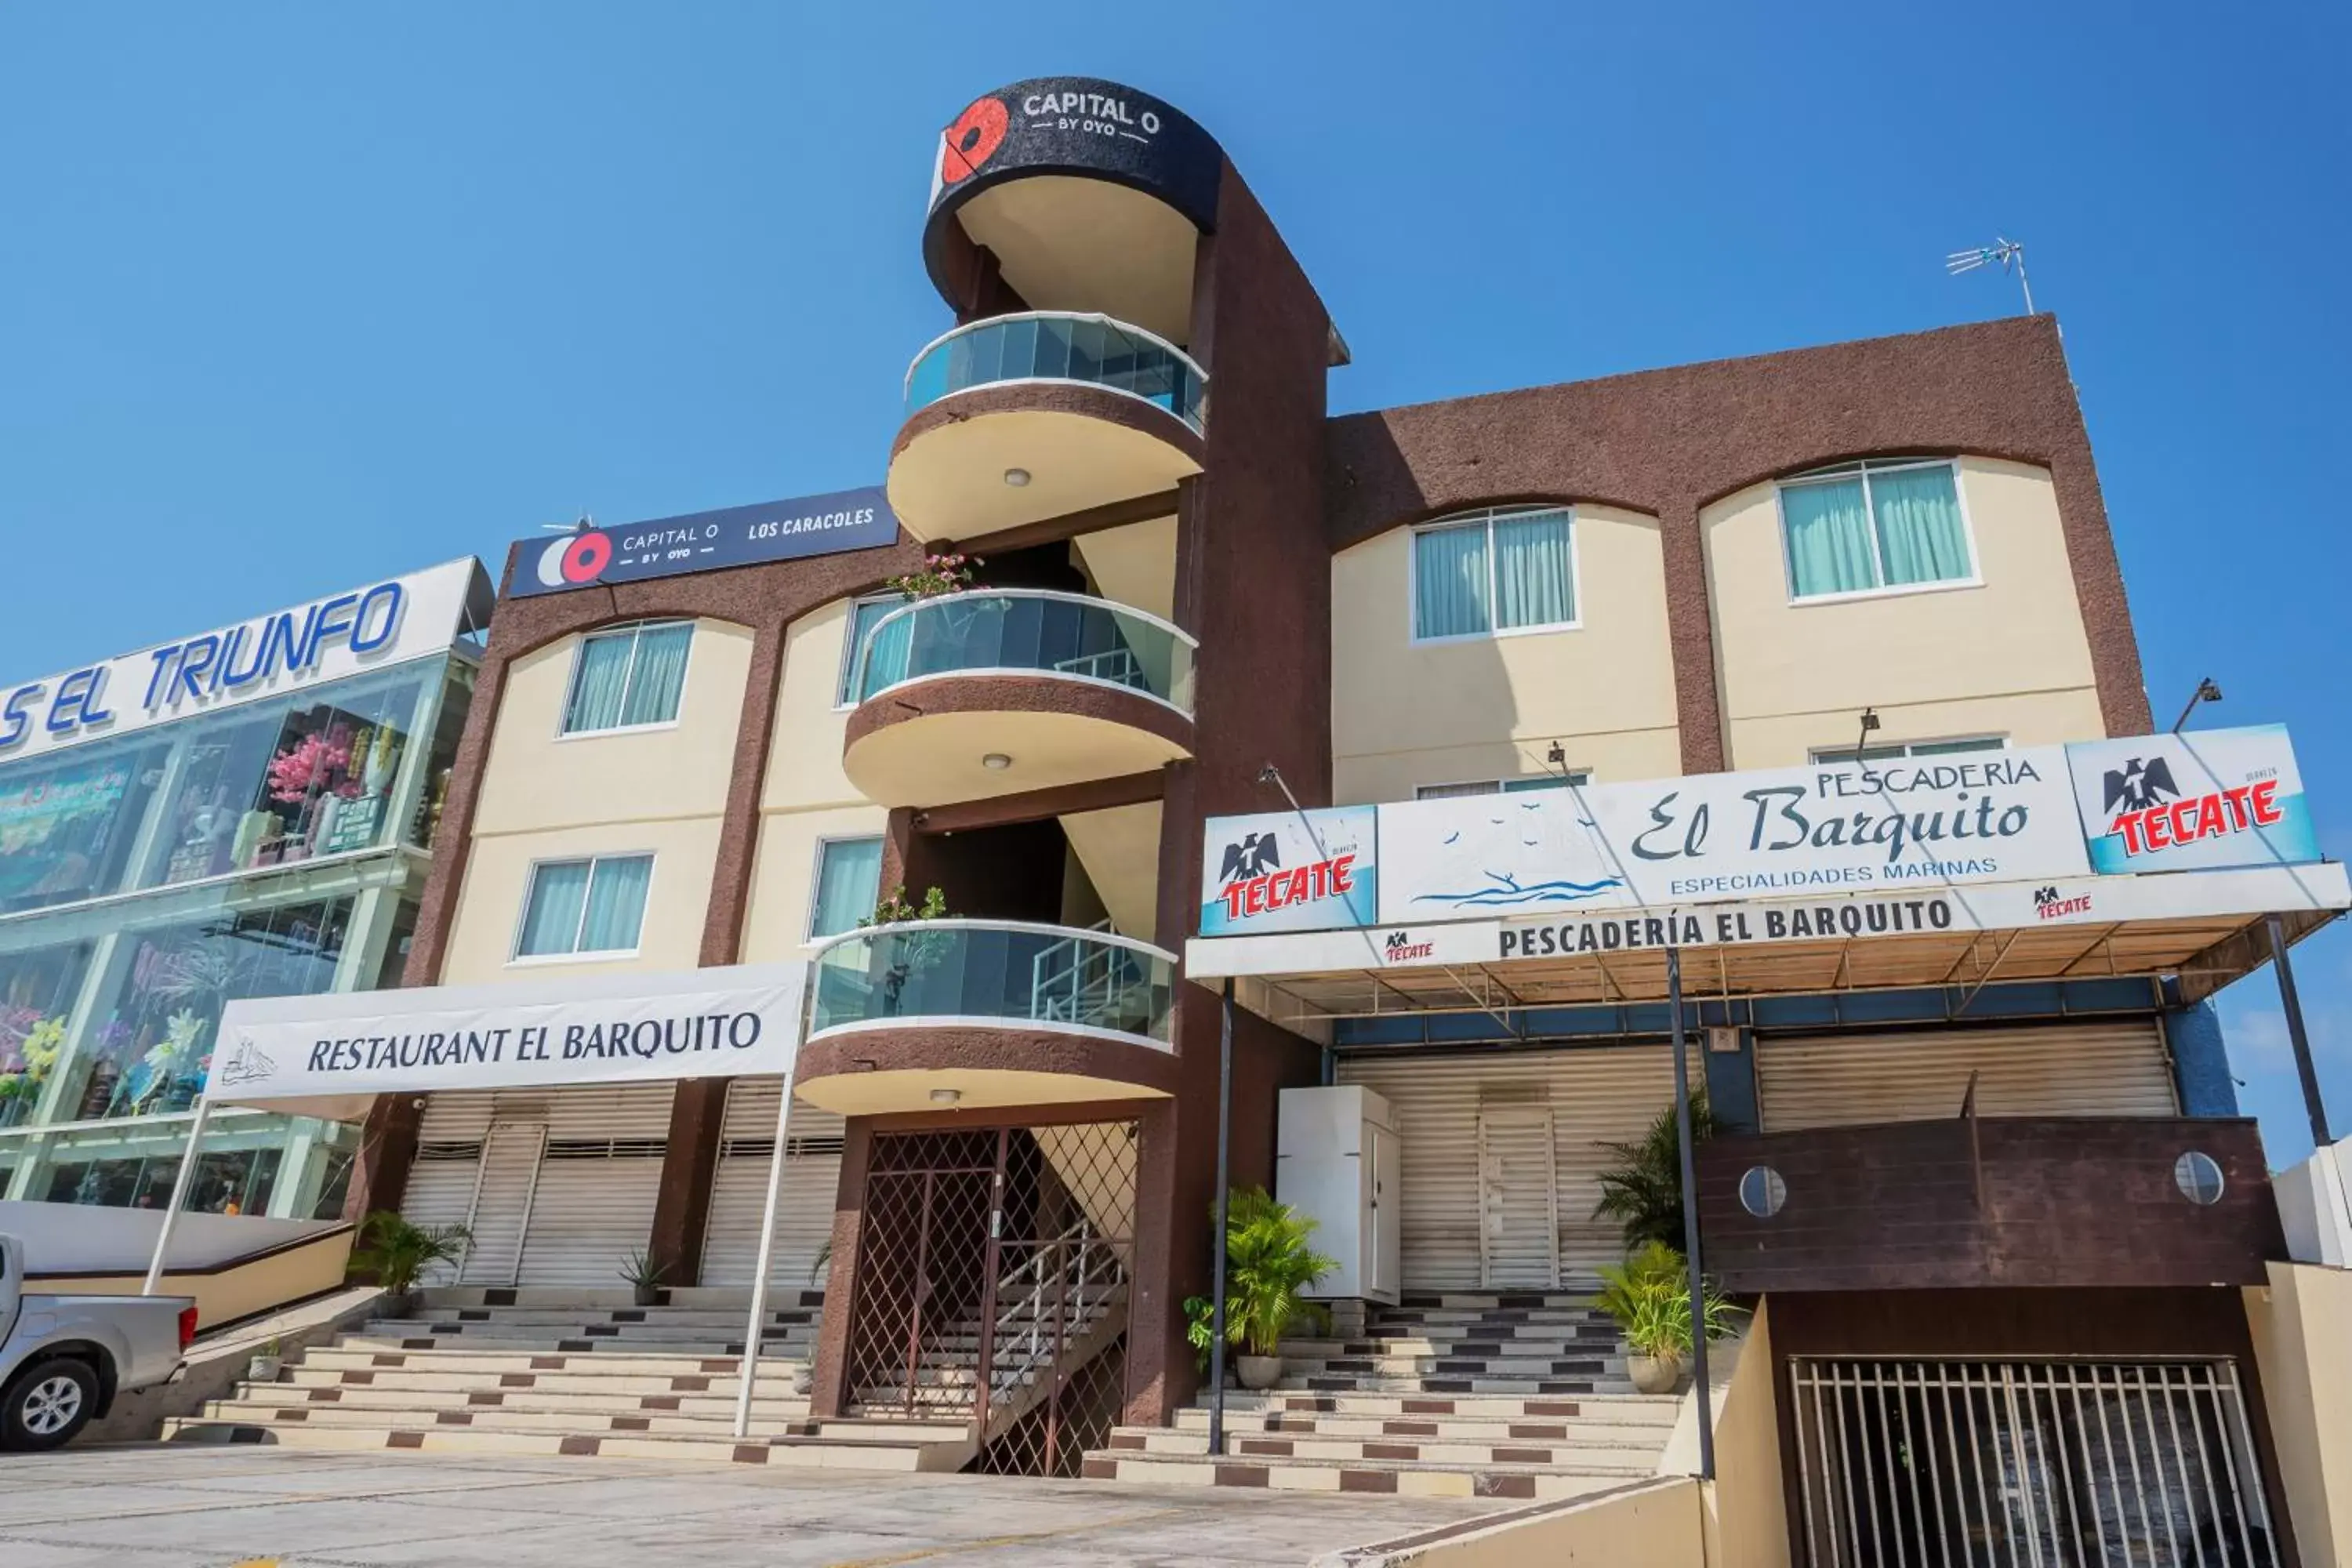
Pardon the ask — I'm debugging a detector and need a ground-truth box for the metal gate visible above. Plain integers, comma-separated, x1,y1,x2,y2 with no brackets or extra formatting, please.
842,1122,1136,1476
1790,1357,2281,1567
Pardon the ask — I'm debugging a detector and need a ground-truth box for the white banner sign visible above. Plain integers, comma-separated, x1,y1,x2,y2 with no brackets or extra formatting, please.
211,962,808,1107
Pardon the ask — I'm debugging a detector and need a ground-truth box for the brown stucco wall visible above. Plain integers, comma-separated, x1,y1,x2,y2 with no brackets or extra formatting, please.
842,671,1193,757
1323,314,2150,771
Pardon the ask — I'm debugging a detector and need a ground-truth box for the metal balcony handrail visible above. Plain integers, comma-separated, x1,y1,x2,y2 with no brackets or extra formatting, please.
848,589,1196,715
903,310,1208,400
805,917,1176,967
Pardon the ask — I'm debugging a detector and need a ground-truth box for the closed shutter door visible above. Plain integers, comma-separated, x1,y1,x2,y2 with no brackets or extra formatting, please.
1756,1022,2176,1131
512,1083,677,1289
1476,1109,1560,1289
401,1091,499,1286
699,1080,845,1289
1338,1044,1699,1290
460,1123,548,1286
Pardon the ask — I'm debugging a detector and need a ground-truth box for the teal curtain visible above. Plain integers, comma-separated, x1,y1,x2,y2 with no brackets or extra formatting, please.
1869,466,1971,586
563,633,634,733
810,837,884,938
1492,510,1573,629
1414,524,1490,638
841,599,912,702
1782,478,1878,597
517,860,592,955
618,623,692,726
578,855,652,953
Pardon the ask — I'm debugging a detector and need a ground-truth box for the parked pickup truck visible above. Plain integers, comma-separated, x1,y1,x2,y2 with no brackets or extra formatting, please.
1,1234,194,1451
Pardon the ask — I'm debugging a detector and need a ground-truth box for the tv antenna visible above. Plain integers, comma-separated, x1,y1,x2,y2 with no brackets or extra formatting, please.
1946,238,2034,315
539,514,596,533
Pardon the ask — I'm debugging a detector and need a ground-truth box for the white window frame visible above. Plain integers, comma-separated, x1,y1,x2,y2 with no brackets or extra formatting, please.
1408,505,1582,645
509,851,657,964
834,594,906,710
555,619,695,739
1414,772,1592,800
1773,457,1983,608
1808,735,2009,765
804,833,886,942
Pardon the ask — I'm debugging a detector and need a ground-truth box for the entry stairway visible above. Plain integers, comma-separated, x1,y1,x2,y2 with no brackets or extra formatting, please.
161,1289,976,1471
1083,1290,1683,1500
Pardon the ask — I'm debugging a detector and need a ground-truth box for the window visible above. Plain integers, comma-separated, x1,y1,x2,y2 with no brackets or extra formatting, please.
1411,506,1577,641
1415,773,1589,800
1809,737,2005,765
515,855,653,958
836,597,910,706
808,837,884,939
561,621,693,735
1778,459,1974,601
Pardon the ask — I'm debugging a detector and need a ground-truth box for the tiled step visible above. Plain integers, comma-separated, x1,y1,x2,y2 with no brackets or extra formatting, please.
1279,1352,1624,1376
1080,1449,1635,1501
338,1331,808,1356
1166,1406,1678,1443
1212,1389,1680,1421
1281,1374,1636,1396
1389,1291,1602,1310
1106,1426,1661,1470
397,1307,820,1329
158,1418,966,1471
414,1288,826,1312
218,1384,810,1421
284,1366,799,1399
191,1400,812,1439
296,1345,800,1375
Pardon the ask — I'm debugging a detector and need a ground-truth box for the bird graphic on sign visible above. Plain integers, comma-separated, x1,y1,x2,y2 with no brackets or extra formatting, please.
2103,757,2181,817
1219,832,1281,884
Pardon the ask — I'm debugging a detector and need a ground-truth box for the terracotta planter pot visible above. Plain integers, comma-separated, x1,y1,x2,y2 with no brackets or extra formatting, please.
1236,1355,1285,1391
1628,1352,1684,1395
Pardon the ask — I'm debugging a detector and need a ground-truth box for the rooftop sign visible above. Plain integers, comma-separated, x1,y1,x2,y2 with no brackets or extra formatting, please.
0,558,492,768
503,487,901,599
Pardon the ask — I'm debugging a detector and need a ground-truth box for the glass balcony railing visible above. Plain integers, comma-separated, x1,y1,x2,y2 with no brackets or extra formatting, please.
904,312,1207,434
851,590,1197,714
808,920,1176,1047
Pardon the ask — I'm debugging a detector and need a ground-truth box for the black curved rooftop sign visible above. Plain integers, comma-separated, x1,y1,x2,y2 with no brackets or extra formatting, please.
926,77,1224,236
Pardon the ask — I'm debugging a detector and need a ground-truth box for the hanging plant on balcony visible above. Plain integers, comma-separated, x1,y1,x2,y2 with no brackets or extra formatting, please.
861,885,954,1014
886,553,981,600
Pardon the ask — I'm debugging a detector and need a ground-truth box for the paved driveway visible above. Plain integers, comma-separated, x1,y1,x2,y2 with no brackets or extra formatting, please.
0,1445,1503,1566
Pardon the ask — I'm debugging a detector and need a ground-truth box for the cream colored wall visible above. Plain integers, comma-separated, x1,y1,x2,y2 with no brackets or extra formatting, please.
2245,1262,2352,1566
739,599,889,963
1702,1302,1792,1568
1371,1476,1706,1566
1705,459,2107,769
441,617,754,984
1331,506,1682,803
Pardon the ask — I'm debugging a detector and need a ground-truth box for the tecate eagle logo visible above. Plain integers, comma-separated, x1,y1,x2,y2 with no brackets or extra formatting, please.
535,528,614,590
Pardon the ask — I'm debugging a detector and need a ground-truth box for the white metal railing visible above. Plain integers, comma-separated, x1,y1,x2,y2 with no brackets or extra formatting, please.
1789,1357,2278,1568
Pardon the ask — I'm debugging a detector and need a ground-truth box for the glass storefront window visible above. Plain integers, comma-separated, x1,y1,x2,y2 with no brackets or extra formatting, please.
0,939,93,1131
18,1109,358,1218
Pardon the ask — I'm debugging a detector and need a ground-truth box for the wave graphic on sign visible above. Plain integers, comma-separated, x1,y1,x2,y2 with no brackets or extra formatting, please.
1411,872,1626,909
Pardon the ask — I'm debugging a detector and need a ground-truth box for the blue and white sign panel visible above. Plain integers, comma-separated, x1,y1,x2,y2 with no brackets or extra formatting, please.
0,558,491,767
506,487,901,598
2067,724,2317,874
1199,806,1377,935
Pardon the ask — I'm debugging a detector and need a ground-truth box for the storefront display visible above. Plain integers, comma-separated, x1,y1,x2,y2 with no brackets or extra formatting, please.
0,941,93,1130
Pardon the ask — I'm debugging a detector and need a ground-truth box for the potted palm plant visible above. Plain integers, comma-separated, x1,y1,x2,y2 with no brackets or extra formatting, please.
1214,1186,1335,1391
619,1247,667,1308
1592,1240,1737,1394
350,1210,471,1319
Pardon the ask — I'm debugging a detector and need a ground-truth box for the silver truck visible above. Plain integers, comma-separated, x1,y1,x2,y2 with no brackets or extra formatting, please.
1,1234,194,1451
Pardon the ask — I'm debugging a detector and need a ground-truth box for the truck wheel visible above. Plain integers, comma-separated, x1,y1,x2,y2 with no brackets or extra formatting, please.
2,1357,99,1451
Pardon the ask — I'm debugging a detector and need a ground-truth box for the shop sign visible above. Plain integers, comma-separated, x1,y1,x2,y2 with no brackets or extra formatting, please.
0,559,490,768
505,487,902,599
1198,805,1377,935
2067,725,2316,874
212,963,808,1104
927,77,1223,233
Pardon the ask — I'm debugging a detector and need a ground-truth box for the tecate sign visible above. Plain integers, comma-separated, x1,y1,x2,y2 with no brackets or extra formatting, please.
2068,725,2317,873
506,487,901,598
0,559,490,766
1198,806,1377,935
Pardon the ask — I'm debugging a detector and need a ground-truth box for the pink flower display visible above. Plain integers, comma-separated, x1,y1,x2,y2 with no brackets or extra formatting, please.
267,726,363,804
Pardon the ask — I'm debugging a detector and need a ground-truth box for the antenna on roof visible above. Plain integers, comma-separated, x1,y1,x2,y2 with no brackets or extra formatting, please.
1946,238,2035,315
539,514,596,533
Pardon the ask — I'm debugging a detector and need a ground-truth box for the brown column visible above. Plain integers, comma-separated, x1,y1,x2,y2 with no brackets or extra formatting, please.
1661,499,1729,774
807,1116,875,1420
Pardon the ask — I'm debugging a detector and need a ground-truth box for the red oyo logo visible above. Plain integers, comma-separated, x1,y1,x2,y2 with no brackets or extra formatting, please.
534,528,612,590
938,96,1009,187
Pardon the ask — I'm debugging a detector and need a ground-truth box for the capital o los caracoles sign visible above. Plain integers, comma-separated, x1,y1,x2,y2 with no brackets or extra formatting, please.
926,77,1225,234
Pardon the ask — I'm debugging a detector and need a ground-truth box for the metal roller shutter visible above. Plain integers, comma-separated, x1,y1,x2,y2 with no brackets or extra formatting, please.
699,1080,844,1289
1755,1021,2176,1131
1338,1044,1700,1290
510,1083,677,1288
400,1091,500,1286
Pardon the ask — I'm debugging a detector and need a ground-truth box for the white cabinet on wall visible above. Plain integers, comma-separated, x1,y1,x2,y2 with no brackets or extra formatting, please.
1276,1086,1400,1305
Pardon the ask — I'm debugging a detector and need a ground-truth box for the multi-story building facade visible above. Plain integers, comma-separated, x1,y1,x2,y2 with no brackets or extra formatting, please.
278,78,2343,1563
0,561,488,1219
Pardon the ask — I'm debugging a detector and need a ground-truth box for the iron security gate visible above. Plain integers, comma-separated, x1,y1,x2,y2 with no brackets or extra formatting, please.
842,1123,1136,1476
1790,1358,2280,1567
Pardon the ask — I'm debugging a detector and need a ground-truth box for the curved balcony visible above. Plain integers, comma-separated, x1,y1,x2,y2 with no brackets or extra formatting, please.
887,313,1207,542
795,920,1181,1115
842,590,1195,808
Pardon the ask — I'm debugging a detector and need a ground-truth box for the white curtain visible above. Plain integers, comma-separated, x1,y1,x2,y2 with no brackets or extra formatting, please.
517,860,593,955
810,837,884,938
578,855,652,953
1414,524,1490,638
618,623,692,726
1492,510,1573,629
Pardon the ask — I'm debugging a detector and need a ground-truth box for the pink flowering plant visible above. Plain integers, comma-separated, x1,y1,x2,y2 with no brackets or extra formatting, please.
267,724,365,804
887,554,980,600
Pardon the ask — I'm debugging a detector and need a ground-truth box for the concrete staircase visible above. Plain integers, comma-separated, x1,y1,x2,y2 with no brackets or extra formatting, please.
161,1288,975,1471
1083,1291,1682,1500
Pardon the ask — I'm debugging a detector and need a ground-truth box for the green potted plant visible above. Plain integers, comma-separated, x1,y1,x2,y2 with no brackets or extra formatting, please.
350,1210,471,1319
1592,1090,1719,1250
1211,1186,1336,1391
619,1247,667,1308
247,1334,285,1384
1592,1240,1737,1394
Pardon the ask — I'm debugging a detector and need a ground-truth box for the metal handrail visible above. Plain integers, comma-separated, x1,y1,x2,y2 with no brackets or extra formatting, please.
806,917,1177,967
903,310,1208,399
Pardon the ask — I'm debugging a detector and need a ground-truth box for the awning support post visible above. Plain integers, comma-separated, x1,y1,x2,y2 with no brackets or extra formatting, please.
1209,978,1235,1457
1668,946,1715,1481
2267,916,2335,1148
733,1062,800,1440
142,1095,214,1296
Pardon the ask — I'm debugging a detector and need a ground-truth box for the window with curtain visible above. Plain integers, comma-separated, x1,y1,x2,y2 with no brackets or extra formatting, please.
1778,460,1974,600
1809,736,2005,764
1414,772,1590,800
808,837,884,938
515,854,653,957
1410,507,1576,641
837,597,912,706
561,622,694,735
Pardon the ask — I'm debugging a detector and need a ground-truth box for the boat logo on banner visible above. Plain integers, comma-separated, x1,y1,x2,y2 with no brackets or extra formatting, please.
2066,724,2315,874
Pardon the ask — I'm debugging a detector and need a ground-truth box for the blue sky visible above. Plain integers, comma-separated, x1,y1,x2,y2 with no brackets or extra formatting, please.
3,4,2347,1163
